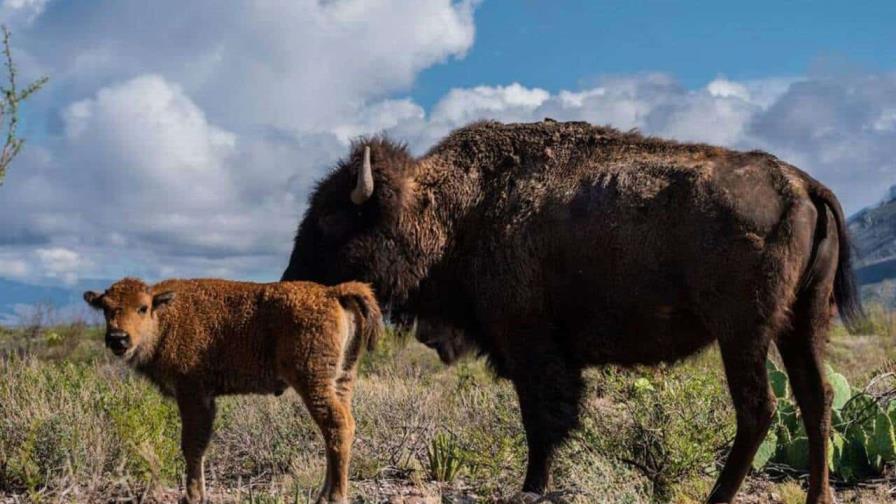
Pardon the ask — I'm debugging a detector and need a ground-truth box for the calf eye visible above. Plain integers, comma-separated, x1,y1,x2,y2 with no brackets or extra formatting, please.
138,305,149,315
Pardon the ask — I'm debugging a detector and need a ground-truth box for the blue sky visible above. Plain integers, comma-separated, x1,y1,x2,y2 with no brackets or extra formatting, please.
412,1,896,107
0,0,895,301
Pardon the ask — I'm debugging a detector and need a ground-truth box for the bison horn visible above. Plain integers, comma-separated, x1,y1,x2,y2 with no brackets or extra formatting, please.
351,146,374,205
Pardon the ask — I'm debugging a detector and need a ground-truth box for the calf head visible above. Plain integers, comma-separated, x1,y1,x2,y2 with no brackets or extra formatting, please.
83,278,175,361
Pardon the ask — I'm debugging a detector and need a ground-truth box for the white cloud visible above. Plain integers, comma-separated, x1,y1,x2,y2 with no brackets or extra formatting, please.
13,0,477,135
745,73,896,210
36,247,85,285
0,0,49,22
388,72,896,212
706,77,750,100
0,257,28,279
871,109,896,132
331,98,424,143
0,1,479,286
431,83,551,124
62,74,237,210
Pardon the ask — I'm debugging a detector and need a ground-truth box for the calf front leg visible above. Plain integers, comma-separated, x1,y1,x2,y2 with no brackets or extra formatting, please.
176,390,216,504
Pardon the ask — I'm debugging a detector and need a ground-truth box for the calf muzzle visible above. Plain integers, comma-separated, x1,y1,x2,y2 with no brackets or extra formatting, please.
105,330,131,355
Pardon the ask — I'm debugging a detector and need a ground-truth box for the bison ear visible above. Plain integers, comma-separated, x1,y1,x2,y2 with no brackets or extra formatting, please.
152,291,176,311
83,291,103,310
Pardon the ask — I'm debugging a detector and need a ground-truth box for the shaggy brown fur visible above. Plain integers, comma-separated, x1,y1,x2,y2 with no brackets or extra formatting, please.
84,278,382,504
283,120,864,504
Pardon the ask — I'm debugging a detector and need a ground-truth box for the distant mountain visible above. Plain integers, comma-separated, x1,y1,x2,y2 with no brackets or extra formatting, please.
849,190,896,286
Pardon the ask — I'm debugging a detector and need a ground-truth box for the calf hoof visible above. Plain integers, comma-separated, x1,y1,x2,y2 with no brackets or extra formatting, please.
179,496,206,504
315,496,348,504
806,491,837,504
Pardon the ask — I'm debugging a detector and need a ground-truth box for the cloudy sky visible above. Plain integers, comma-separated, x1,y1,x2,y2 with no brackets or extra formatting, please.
0,0,895,289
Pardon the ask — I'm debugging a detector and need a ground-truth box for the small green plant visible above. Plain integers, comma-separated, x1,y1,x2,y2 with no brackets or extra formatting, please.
755,359,896,482
585,362,734,499
0,25,47,184
426,431,467,482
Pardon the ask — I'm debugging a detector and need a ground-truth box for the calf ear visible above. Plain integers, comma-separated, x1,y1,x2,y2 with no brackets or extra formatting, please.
83,291,103,309
152,291,176,311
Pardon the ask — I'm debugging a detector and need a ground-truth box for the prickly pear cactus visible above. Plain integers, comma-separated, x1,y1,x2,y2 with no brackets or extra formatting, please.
868,410,896,472
836,424,873,483
753,429,777,470
825,365,851,410
783,436,810,471
767,360,789,399
755,359,896,482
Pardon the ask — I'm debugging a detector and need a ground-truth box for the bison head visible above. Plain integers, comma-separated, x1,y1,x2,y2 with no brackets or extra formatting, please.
283,137,480,362
84,278,175,362
282,138,436,309
415,318,475,365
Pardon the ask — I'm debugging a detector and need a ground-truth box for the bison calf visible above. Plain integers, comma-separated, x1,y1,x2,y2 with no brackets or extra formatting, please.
84,277,382,504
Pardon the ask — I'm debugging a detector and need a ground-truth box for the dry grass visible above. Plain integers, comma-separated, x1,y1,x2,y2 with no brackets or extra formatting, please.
1,317,894,503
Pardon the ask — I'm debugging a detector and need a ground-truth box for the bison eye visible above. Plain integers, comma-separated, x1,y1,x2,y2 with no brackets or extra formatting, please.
138,305,149,315
317,213,352,239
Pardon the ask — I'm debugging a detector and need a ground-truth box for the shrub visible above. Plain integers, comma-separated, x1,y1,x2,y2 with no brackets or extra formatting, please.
583,358,734,499
0,357,181,496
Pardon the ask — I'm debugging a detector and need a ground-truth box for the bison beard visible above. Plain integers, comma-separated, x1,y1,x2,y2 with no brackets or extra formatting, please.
282,120,864,504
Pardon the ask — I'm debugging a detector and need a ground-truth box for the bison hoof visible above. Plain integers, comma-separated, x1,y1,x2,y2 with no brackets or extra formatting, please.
505,491,546,504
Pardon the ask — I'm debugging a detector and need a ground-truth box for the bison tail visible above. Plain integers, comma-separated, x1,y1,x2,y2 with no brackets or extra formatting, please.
331,282,384,354
808,185,866,333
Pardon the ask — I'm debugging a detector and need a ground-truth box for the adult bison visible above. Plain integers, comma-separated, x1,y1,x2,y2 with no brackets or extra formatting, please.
282,120,863,504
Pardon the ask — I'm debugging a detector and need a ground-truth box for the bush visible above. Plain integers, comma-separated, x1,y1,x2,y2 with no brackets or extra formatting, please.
582,357,734,499
0,357,182,496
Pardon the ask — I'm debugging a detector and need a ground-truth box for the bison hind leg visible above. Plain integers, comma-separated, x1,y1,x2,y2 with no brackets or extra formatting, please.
774,225,839,504
707,322,778,503
777,314,835,504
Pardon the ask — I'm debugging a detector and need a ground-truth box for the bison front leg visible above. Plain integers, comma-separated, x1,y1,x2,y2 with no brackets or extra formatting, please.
176,391,216,504
508,338,585,497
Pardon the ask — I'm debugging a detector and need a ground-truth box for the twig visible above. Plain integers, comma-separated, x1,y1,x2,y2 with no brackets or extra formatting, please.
0,24,47,184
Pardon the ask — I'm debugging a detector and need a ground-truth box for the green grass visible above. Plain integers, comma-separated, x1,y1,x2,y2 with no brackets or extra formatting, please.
1,316,894,503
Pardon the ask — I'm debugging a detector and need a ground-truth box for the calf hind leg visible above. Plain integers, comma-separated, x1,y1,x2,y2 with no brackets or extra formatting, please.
297,384,355,504
708,331,776,504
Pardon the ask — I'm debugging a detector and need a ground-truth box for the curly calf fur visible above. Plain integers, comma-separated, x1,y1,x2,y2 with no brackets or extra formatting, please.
85,278,382,504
